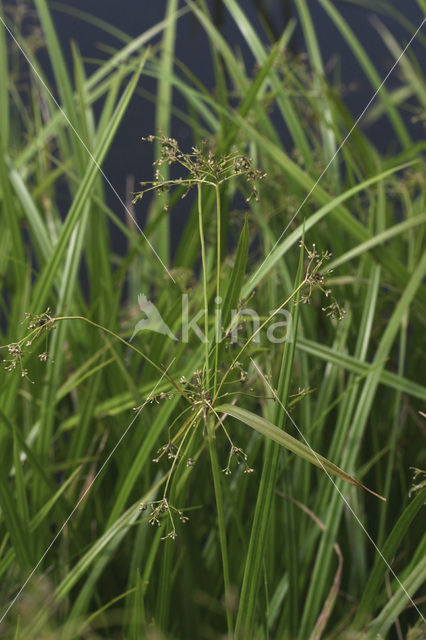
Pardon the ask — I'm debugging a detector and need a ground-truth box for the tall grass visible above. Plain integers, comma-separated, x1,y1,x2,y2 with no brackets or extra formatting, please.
0,1,425,638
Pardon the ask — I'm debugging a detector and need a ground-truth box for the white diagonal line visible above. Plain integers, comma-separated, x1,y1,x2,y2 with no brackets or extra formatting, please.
250,16,426,286
250,357,426,623
0,360,174,625
0,15,175,283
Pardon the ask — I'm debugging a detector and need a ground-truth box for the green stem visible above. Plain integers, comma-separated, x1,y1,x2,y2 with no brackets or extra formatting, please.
212,278,308,404
207,414,233,637
162,410,201,499
31,315,189,401
214,184,221,397
197,183,210,385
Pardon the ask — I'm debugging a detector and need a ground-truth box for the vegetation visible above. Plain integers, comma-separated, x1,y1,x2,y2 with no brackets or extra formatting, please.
0,1,425,638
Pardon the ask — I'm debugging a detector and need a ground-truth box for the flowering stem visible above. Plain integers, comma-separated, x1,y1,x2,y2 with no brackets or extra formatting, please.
197,184,210,386
206,414,233,636
162,409,201,499
214,183,221,397
41,316,189,402
212,278,308,405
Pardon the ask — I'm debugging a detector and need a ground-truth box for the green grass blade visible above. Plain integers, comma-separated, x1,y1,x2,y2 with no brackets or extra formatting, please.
300,250,426,636
234,251,304,636
30,55,146,313
242,162,416,296
366,553,426,639
222,0,313,164
317,0,411,148
216,404,384,500
0,465,33,569
153,0,178,263
294,0,337,170
222,216,249,330
327,212,426,272
0,2,10,146
296,336,426,401
34,0,86,171
354,485,426,627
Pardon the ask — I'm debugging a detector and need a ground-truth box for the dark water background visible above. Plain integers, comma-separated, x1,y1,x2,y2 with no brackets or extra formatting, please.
41,1,425,254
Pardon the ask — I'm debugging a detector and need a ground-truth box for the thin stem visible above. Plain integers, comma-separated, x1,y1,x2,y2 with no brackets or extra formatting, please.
56,316,159,369
197,183,210,386
17,315,190,403
206,414,233,637
214,183,221,397
212,278,308,405
162,410,201,499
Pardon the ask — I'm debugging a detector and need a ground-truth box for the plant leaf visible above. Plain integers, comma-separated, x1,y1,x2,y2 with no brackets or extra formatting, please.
215,404,385,500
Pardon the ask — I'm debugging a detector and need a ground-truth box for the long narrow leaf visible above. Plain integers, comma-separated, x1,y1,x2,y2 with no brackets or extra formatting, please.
215,404,385,500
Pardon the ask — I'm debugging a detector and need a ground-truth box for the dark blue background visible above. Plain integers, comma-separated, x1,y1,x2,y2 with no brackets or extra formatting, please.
44,1,425,252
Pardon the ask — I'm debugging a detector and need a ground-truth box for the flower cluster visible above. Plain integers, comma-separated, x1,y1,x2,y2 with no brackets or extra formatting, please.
3,343,27,377
299,241,345,320
1,308,56,380
133,135,266,204
139,498,189,540
222,445,254,476
179,369,212,409
152,442,177,464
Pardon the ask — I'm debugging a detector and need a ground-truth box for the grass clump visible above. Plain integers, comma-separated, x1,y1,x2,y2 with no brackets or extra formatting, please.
0,1,425,639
